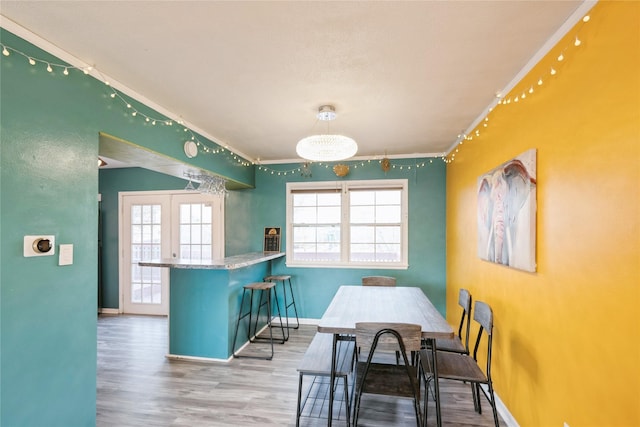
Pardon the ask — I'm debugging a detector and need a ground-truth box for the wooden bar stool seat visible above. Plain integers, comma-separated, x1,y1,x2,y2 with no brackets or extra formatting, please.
231,281,286,360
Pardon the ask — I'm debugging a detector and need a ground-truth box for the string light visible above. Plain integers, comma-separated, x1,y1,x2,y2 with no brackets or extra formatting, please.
256,157,438,176
0,9,595,170
0,41,252,168
444,10,593,164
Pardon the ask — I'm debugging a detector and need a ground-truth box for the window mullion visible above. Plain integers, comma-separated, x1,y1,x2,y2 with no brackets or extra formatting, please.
341,185,350,264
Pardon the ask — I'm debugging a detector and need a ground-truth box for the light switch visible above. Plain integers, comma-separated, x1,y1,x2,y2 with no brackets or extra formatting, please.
59,244,74,266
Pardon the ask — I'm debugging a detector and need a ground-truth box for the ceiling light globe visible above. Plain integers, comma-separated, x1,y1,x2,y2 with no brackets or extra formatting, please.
296,134,358,162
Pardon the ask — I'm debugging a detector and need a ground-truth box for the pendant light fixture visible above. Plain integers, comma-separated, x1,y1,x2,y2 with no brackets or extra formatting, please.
296,105,358,162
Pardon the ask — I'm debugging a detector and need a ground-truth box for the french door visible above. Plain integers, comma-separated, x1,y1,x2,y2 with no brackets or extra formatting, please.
120,191,224,315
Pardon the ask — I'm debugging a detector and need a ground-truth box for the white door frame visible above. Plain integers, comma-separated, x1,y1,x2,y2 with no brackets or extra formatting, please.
118,190,224,315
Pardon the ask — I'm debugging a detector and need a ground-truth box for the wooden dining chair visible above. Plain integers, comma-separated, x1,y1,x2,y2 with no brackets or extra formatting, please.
420,301,500,427
435,288,472,354
352,322,423,427
361,276,397,286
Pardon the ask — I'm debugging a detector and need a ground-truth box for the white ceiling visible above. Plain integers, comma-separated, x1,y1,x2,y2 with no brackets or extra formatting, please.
1,1,587,164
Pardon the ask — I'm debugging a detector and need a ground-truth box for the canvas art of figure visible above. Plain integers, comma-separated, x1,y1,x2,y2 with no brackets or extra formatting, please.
477,149,537,272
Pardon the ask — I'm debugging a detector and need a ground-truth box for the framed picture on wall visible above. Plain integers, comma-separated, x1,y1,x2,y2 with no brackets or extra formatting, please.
477,149,537,272
263,227,281,252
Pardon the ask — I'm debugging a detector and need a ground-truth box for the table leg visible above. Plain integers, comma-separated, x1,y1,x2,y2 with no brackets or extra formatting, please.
327,333,338,426
427,338,442,427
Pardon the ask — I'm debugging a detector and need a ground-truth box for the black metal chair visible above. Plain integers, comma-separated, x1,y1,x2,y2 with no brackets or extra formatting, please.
352,322,423,427
420,301,500,427
435,288,472,354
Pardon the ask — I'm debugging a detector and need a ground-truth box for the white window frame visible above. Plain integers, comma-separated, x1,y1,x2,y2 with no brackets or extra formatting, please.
286,179,408,269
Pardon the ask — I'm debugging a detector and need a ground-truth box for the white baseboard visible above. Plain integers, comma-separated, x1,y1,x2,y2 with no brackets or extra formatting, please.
272,317,319,326
166,353,232,363
479,384,519,427
99,308,120,315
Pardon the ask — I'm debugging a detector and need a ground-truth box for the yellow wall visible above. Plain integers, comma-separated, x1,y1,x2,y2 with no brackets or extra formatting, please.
446,2,639,426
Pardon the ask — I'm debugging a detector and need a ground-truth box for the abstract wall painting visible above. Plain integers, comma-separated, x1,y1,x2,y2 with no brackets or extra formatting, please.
477,149,537,272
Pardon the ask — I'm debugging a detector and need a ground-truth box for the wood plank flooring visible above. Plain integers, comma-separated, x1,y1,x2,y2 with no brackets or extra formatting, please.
97,315,505,426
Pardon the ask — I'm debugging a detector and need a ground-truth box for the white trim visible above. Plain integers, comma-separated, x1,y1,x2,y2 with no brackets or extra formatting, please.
98,308,120,315
273,317,319,326
260,152,446,165
286,179,409,269
0,15,254,163
166,353,233,363
445,0,599,154
479,384,520,427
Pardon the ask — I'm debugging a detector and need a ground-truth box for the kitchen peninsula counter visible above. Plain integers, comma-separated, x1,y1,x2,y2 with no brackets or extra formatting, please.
140,252,285,361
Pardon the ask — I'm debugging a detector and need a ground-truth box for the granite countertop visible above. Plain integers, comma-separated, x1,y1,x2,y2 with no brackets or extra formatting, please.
139,251,285,270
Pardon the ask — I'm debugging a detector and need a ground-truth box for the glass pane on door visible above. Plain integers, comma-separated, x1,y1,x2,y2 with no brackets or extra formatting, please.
130,203,163,305
179,202,213,260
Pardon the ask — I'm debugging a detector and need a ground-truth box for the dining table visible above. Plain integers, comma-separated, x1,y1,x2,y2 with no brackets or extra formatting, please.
317,285,454,427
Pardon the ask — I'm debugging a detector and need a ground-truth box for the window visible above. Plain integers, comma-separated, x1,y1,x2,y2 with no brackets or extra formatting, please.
286,179,408,268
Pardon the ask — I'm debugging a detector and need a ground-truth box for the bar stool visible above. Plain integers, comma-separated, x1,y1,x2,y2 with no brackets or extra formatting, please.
231,282,286,360
264,274,300,341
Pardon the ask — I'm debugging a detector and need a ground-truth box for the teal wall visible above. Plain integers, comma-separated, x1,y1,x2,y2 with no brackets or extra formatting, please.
98,168,188,309
226,160,447,318
99,159,446,319
0,28,252,426
1,27,446,425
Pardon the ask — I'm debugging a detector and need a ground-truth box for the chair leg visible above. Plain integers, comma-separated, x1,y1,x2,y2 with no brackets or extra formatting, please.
342,375,351,427
488,383,500,427
270,286,287,343
278,280,290,341
296,373,303,427
231,289,249,358
264,290,275,359
286,278,300,329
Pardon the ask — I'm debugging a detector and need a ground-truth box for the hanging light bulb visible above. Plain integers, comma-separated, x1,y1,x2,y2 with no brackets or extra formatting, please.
557,53,564,61
2,46,10,56
46,63,53,72
574,37,581,47
28,57,36,65
63,67,69,75
551,67,557,75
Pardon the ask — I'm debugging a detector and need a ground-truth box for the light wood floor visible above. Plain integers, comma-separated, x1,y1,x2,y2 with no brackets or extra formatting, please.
97,315,505,427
